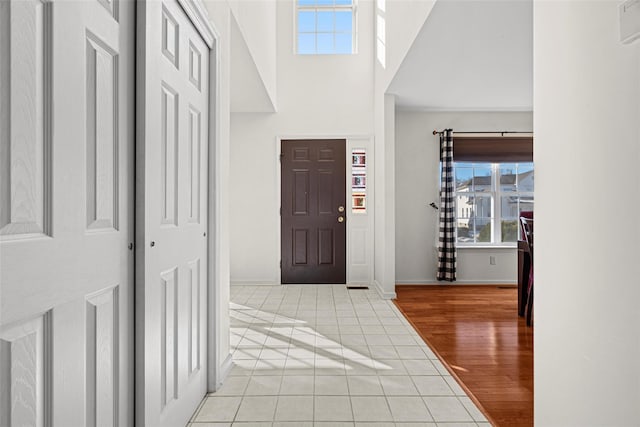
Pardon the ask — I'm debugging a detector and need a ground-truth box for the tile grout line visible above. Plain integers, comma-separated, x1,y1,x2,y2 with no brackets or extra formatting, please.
217,285,485,425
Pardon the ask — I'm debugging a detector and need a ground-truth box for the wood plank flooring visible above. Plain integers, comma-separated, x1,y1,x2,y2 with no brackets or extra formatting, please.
394,285,533,427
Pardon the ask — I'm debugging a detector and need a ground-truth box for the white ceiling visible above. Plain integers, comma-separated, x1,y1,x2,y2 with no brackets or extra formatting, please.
387,0,533,111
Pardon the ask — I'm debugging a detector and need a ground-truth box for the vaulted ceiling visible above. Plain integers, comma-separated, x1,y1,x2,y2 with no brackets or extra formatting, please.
388,0,533,111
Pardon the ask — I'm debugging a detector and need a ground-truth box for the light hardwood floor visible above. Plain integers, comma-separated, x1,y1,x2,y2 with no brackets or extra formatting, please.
394,285,533,427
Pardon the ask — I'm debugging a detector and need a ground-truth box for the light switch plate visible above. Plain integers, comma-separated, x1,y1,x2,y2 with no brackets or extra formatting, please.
620,0,640,44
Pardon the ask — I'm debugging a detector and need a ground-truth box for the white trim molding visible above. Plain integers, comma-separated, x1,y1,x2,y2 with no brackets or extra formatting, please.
204,8,224,395
210,353,234,392
395,280,517,286
373,280,397,300
177,0,215,48
231,280,279,286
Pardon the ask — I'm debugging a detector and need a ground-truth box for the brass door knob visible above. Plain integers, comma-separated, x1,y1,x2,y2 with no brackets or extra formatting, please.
338,206,345,213
338,216,344,223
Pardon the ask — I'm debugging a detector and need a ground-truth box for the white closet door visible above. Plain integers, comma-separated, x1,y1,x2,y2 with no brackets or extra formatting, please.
136,0,209,425
0,0,135,425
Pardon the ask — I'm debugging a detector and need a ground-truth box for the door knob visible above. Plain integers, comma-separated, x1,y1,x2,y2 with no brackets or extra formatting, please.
338,216,344,223
338,206,345,213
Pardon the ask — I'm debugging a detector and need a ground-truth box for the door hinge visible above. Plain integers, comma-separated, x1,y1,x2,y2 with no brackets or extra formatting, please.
279,153,284,161
279,207,282,216
279,260,282,269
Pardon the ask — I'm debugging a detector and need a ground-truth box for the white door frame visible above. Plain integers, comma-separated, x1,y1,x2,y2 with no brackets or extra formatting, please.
275,135,375,287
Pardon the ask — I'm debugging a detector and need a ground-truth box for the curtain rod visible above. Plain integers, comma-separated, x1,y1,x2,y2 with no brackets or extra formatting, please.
432,130,533,136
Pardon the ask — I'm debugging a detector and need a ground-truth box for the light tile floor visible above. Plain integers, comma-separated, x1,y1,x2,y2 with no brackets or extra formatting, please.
190,285,490,427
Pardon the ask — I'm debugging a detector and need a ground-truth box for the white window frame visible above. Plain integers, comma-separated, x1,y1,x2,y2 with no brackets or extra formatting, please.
454,162,533,247
375,0,385,66
294,0,358,55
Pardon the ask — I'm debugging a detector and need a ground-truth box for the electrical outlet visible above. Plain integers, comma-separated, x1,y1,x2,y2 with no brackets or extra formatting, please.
489,256,496,265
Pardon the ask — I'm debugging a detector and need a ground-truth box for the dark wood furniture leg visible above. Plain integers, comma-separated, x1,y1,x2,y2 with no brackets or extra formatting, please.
517,240,530,317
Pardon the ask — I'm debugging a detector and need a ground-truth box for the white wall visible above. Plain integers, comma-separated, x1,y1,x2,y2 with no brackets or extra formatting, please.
371,93,398,298
230,15,276,112
535,2,640,424
229,0,375,284
372,0,435,297
394,111,532,284
228,0,277,108
227,0,437,298
376,0,436,90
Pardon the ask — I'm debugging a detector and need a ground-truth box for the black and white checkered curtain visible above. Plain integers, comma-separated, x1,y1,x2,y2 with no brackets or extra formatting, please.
437,129,456,281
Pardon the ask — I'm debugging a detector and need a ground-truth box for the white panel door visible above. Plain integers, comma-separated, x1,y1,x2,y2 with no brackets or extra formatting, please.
137,0,209,425
0,0,134,426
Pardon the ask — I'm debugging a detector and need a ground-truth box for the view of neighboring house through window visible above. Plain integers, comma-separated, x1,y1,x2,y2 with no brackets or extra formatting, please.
297,0,356,54
455,162,534,244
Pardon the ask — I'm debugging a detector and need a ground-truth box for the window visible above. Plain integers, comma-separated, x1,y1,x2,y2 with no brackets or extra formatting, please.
375,0,385,67
455,162,534,245
296,0,356,55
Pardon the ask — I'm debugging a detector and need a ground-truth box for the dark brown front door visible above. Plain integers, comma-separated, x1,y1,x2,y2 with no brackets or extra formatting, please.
281,139,346,284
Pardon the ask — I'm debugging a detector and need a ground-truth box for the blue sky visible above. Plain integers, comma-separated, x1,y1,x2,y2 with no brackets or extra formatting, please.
297,1,353,54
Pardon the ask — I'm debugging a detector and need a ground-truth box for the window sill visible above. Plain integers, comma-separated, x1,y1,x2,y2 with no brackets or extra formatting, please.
457,245,516,250
295,52,356,56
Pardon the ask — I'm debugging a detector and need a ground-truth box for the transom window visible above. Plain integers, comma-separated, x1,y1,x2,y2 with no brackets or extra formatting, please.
454,162,534,245
296,0,356,55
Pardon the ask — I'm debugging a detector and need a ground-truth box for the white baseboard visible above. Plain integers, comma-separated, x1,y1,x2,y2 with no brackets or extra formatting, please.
395,279,516,285
231,280,279,286
347,281,370,286
233,281,385,288
373,280,397,299
214,353,234,391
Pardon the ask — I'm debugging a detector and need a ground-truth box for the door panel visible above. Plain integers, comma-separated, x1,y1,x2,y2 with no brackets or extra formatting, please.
318,228,334,265
0,0,134,425
281,139,346,284
0,0,51,240
137,0,209,425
